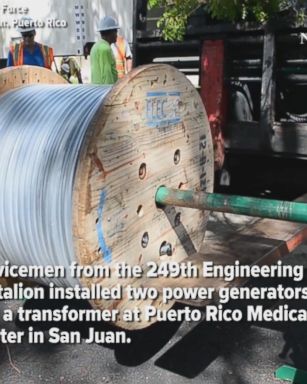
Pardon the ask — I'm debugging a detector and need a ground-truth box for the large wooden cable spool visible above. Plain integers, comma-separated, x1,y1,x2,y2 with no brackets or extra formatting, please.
0,64,214,330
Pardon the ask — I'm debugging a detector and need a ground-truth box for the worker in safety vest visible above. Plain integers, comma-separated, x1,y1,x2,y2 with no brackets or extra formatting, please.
90,16,119,85
111,35,133,78
7,16,54,69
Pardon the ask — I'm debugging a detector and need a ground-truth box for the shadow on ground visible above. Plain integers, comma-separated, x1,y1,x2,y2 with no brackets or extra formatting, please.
15,295,182,366
13,272,307,379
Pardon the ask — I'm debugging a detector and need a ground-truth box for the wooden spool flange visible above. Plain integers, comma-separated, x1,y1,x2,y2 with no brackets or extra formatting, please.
0,64,214,329
0,65,67,96
73,64,214,329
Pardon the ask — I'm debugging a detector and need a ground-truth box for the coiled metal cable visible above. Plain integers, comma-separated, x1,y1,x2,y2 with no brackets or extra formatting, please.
0,84,112,286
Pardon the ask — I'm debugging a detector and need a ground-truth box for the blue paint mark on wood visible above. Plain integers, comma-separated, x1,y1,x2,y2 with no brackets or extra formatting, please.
96,190,112,263
147,91,168,97
168,91,181,96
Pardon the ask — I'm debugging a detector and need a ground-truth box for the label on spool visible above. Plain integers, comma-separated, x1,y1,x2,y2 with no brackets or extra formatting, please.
146,91,182,128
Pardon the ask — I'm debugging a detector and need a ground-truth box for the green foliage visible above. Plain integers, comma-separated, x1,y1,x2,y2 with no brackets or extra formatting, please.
148,0,203,41
148,0,307,41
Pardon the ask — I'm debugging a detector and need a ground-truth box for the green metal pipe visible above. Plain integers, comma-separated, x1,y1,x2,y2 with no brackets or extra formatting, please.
155,187,307,223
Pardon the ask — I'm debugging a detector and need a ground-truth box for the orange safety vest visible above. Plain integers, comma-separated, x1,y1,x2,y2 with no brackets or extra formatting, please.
113,36,127,78
9,42,54,69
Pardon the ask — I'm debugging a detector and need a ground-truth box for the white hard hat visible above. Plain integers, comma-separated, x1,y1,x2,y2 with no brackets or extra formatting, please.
61,63,70,74
97,16,119,32
17,16,36,33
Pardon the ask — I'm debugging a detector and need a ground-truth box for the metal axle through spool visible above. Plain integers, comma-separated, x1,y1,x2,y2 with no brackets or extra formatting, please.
156,186,307,223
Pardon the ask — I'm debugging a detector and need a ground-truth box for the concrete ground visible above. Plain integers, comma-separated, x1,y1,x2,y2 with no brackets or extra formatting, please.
1,229,307,384
1,295,304,384
0,311,296,384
